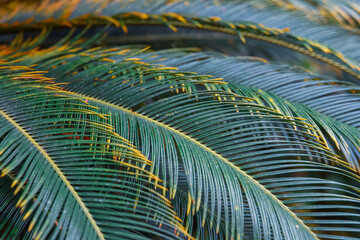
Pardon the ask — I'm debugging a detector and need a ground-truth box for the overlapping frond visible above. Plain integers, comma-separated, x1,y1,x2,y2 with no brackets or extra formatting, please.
139,50,360,125
1,1,360,239
49,47,360,240
128,0,360,60
1,0,360,80
1,39,358,239
261,0,360,29
0,62,186,239
137,50,360,171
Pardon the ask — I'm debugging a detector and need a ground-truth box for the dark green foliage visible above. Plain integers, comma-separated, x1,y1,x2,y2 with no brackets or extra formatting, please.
0,0,360,239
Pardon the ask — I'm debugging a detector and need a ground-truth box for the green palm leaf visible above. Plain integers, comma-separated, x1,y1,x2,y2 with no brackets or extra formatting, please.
1,0,360,80
0,175,33,239
0,63,186,239
1,1,360,239
256,0,360,29
139,50,360,125
1,40,357,239
138,49,360,171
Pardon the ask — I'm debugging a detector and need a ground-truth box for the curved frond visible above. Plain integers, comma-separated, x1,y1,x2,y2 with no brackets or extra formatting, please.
1,1,360,80
123,0,360,60
139,50,360,126
0,63,186,239
135,49,360,172
1,2,360,239
262,0,360,29
4,42,359,239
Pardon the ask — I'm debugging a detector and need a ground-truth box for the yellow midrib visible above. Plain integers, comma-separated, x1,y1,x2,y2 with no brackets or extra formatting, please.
0,109,105,240
61,90,318,240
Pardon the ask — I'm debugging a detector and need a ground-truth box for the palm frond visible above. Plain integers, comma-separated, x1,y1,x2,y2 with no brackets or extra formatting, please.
16,40,360,174
140,50,360,125
0,62,186,239
134,49,360,172
126,0,360,60
1,1,360,239
1,0,360,80
2,40,359,239
0,175,33,239
261,0,360,29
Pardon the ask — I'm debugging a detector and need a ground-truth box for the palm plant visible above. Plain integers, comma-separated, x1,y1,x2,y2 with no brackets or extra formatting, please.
0,0,360,239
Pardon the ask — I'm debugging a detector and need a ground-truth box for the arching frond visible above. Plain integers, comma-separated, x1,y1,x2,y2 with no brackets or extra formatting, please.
0,63,186,240
1,0,360,80
1,1,360,239
134,49,360,172
139,50,360,125
51,48,360,240
261,0,360,29
1,41,358,239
